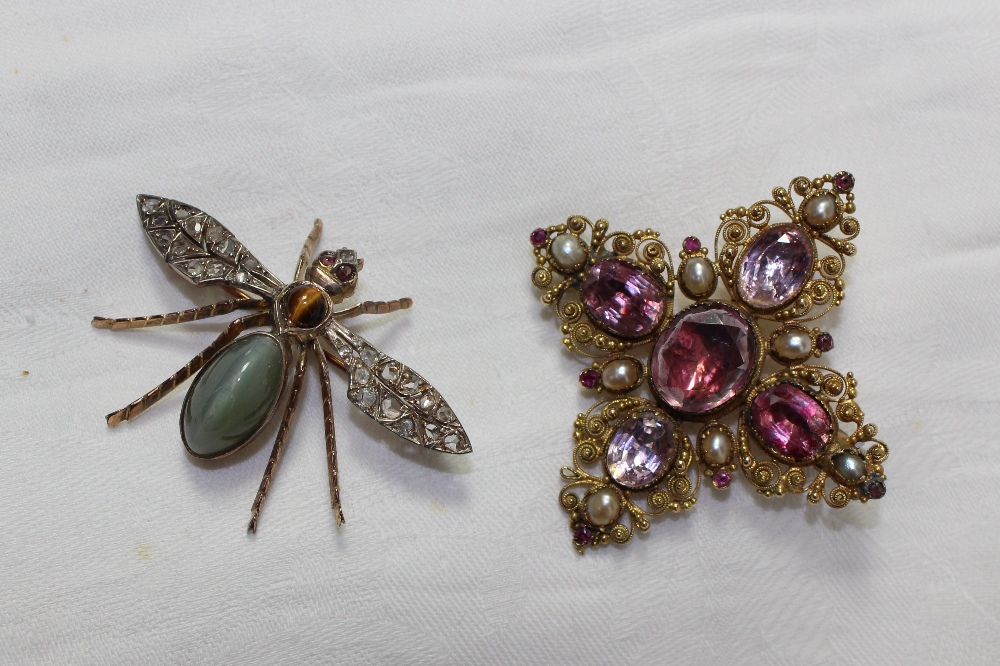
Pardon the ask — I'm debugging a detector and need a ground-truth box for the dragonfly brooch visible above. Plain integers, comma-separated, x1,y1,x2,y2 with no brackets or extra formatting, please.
94,195,471,532
528,172,888,553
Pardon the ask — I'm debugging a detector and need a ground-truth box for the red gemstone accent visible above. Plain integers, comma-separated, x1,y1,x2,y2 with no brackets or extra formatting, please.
834,171,855,192
750,383,832,462
334,264,356,282
530,228,548,246
650,303,757,416
816,332,834,352
580,260,666,339
737,225,814,310
713,470,731,488
683,236,701,253
573,524,593,544
866,479,886,499
319,253,336,267
579,369,600,388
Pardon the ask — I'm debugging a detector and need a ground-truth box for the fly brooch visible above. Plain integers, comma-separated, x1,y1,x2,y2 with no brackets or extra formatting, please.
528,172,888,553
95,196,471,532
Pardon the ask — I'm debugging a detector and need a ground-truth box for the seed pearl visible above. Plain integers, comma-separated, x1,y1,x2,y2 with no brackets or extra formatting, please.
682,257,715,296
700,428,732,465
586,488,622,526
804,193,838,228
832,451,867,484
601,359,640,391
772,330,812,361
549,234,588,270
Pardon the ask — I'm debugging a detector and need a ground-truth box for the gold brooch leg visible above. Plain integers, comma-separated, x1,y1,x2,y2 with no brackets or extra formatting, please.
333,298,413,319
295,219,324,281
91,298,266,330
247,345,308,534
312,340,345,526
103,311,272,427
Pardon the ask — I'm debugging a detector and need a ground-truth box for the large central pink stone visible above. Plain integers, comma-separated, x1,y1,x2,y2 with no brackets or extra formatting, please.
605,411,677,489
737,224,814,310
580,259,666,339
750,383,832,462
650,302,757,416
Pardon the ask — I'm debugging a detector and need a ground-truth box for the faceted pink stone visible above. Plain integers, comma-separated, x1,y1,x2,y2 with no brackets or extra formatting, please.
650,303,757,416
605,411,677,489
737,225,814,310
579,369,600,388
580,259,666,339
530,228,547,246
750,383,832,462
713,471,732,488
834,171,855,192
683,236,701,253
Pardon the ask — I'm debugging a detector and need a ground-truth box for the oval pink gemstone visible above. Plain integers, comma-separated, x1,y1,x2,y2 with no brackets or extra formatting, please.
737,225,814,310
650,303,757,416
580,260,666,339
750,383,832,462
605,411,677,489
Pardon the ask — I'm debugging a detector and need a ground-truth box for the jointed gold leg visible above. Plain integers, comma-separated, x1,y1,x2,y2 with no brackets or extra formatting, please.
313,340,345,526
104,311,272,427
92,298,267,330
248,344,309,534
333,298,413,320
295,219,323,281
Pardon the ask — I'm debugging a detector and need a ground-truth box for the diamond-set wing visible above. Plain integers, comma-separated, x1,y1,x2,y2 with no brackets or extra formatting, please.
324,321,472,454
136,195,284,298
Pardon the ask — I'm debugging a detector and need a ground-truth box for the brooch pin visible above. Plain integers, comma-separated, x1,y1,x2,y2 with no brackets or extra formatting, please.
529,172,887,553
94,196,471,532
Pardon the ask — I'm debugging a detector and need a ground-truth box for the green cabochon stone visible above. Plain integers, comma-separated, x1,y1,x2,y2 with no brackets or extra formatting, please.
182,334,286,458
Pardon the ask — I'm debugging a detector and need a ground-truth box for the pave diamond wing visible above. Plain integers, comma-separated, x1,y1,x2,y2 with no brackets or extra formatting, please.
324,321,472,454
136,195,284,298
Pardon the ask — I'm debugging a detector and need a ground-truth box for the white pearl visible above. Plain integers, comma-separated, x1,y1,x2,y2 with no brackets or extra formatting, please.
804,193,838,228
681,257,716,296
833,451,867,483
701,428,732,465
601,359,639,391
772,331,812,361
549,234,587,270
586,488,622,526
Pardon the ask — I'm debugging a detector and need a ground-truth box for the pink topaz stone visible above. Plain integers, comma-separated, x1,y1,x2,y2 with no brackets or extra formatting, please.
605,411,677,489
650,303,757,416
737,225,814,310
580,259,666,339
750,383,832,462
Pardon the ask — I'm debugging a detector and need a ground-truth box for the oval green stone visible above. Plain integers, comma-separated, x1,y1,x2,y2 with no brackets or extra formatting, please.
182,333,286,458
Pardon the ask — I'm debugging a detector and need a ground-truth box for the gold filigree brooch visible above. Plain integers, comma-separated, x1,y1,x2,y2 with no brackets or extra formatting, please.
528,172,888,553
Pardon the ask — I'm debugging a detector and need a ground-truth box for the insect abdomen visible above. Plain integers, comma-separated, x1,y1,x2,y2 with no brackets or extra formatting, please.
181,333,287,458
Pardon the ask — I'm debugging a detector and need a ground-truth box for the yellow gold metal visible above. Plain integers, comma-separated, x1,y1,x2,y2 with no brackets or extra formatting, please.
531,172,889,553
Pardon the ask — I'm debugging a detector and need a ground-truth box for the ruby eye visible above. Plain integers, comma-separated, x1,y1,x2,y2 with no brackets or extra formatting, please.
319,254,336,267
334,264,356,282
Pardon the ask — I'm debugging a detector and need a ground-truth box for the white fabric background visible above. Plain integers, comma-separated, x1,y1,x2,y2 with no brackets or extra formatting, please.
2,1,997,664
